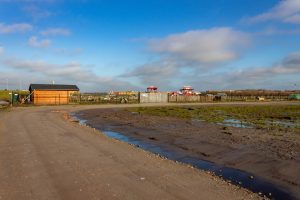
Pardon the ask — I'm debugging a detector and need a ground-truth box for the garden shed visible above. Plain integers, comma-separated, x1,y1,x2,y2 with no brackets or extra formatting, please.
29,84,79,105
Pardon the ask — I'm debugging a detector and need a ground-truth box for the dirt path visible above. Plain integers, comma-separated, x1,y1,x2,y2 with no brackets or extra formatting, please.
0,104,263,200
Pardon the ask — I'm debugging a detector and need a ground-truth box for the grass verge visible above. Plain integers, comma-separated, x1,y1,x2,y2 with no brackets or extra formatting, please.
127,105,300,132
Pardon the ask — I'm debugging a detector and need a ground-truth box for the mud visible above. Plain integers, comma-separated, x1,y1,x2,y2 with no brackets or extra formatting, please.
77,108,300,199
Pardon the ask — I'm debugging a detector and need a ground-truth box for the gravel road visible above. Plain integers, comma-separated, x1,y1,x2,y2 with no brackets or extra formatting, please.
0,104,270,200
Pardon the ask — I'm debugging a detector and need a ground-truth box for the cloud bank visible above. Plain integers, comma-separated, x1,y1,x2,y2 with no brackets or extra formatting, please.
40,28,71,36
148,27,249,64
0,55,140,91
199,51,300,90
0,22,32,34
28,36,51,48
124,27,250,89
0,46,4,54
247,0,300,24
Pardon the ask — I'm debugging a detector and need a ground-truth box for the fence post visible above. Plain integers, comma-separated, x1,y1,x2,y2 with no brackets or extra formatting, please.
138,92,140,103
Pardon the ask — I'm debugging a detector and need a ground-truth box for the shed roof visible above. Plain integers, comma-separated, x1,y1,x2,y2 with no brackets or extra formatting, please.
29,84,79,91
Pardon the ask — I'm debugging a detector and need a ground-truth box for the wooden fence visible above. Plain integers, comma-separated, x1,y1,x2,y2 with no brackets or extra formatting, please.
139,92,168,103
168,95,214,103
222,95,289,101
27,92,292,105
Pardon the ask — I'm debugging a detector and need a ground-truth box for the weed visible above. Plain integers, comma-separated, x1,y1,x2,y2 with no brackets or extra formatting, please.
128,105,300,132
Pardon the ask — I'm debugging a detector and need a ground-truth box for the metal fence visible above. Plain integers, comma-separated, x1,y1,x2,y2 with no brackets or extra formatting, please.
70,93,139,104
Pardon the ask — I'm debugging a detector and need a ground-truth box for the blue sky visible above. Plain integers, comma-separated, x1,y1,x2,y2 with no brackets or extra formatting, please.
0,0,299,92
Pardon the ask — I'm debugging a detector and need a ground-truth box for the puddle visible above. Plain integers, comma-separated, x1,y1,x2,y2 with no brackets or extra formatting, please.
73,113,296,200
219,118,300,130
266,120,300,128
218,119,253,128
70,113,87,125
131,112,140,115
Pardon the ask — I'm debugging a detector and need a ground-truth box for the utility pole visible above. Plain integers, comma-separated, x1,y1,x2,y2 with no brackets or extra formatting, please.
6,78,8,90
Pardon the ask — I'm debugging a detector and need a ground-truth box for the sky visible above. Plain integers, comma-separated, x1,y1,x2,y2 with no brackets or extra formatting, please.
0,0,300,92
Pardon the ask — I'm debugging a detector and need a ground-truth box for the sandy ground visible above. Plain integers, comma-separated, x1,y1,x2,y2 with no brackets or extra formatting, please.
0,104,263,200
76,103,300,199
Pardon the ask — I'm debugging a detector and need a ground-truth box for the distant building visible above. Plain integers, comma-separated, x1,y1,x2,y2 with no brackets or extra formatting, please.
29,84,79,105
180,86,194,96
147,86,158,93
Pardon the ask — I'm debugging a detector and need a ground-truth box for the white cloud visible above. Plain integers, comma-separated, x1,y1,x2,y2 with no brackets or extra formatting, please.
40,28,71,36
148,27,249,64
123,27,249,89
54,48,83,56
28,36,51,48
247,0,300,24
122,58,180,88
0,46,4,54
124,49,300,91
0,56,140,91
0,22,32,34
240,51,300,77
22,5,52,20
257,26,300,35
284,13,300,23
207,51,300,89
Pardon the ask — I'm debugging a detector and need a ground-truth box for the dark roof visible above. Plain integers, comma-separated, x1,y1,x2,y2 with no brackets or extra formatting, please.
29,84,79,91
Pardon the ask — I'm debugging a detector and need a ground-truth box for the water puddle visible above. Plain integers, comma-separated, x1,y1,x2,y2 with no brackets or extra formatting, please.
70,113,87,125
219,118,300,130
72,113,296,200
266,120,300,128
218,119,253,128
101,131,295,200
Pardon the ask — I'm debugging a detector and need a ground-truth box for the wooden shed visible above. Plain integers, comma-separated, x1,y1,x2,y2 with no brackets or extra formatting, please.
29,84,79,105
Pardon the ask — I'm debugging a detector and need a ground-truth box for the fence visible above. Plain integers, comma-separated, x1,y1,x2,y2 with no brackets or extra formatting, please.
21,92,294,105
221,95,289,101
70,93,139,104
139,92,168,103
168,95,213,103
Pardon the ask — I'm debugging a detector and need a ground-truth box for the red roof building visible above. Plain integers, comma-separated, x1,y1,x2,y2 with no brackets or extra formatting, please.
180,86,194,96
147,86,158,93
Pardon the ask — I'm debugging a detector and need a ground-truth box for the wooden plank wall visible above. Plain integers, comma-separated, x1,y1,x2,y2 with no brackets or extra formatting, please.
168,95,214,102
33,90,70,105
139,92,168,103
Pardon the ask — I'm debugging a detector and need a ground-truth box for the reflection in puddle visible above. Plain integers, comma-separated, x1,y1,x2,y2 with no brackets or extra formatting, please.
267,120,300,128
102,130,294,199
72,113,295,200
70,113,87,125
218,119,253,128
218,118,300,130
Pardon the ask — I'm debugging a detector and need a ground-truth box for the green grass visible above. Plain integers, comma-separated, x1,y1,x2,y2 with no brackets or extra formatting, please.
0,90,10,101
0,90,30,101
127,105,300,132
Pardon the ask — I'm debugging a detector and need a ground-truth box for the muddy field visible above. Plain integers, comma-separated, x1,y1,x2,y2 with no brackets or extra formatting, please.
78,106,300,198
